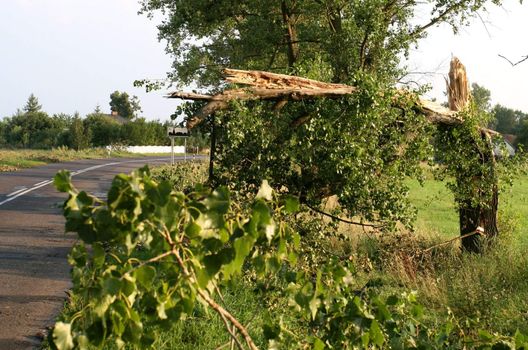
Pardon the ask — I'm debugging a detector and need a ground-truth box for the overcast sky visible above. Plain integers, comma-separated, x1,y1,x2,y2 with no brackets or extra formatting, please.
0,1,527,121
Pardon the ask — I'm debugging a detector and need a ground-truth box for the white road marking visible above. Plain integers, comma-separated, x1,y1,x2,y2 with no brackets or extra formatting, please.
34,180,49,186
0,181,53,206
0,157,173,207
6,187,28,197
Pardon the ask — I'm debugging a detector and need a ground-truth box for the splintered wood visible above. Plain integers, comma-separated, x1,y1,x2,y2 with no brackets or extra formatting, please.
447,57,470,112
166,58,489,132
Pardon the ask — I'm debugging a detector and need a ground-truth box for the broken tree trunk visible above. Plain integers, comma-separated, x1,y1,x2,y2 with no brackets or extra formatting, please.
168,68,497,134
167,59,500,250
447,58,499,253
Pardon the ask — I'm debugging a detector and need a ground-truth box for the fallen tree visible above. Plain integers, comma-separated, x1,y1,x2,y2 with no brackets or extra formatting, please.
168,58,501,252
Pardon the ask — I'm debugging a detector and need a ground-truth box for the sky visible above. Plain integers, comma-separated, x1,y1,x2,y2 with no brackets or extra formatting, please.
0,1,527,121
405,1,528,111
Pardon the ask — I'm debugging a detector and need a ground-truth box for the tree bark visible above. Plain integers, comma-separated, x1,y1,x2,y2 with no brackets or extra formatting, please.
209,115,217,183
281,0,299,68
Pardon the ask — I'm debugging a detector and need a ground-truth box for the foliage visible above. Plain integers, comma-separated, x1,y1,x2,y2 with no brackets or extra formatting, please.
50,169,300,349
492,104,527,135
109,91,142,120
137,0,505,232
139,0,501,87
83,112,122,147
3,109,64,149
471,83,492,114
0,119,6,147
434,103,496,206
119,118,169,146
435,102,525,211
0,94,170,150
215,77,432,229
68,116,92,151
49,169,528,349
516,118,528,148
150,161,208,192
24,93,43,113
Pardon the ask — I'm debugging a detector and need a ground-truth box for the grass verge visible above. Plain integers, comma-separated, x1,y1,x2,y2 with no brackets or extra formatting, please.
0,148,191,172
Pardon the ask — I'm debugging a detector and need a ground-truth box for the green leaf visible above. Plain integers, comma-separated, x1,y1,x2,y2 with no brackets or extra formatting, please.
283,195,300,214
309,296,321,321
54,171,73,193
52,322,74,350
204,187,230,214
157,300,168,320
313,338,325,350
185,221,201,238
134,265,156,289
478,329,495,342
369,320,385,346
514,330,526,347
103,277,122,296
92,244,105,269
223,235,254,277
122,320,143,343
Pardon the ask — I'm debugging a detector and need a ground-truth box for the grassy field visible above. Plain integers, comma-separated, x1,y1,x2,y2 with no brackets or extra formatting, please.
0,148,185,172
44,164,528,349
408,176,528,245
0,148,126,171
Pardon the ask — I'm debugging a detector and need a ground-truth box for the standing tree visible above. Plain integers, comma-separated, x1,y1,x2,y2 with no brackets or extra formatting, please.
492,104,526,134
109,91,142,119
23,93,42,113
471,83,492,113
68,114,92,150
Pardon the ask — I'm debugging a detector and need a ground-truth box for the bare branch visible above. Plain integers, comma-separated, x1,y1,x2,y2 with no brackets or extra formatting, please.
422,228,484,253
409,0,466,37
173,249,259,350
304,203,385,229
498,54,528,67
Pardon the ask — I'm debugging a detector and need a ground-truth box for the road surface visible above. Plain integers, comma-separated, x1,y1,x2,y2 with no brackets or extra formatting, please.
0,156,183,349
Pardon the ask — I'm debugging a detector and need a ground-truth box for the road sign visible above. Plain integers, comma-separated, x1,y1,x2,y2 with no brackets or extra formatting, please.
167,127,189,137
167,127,190,165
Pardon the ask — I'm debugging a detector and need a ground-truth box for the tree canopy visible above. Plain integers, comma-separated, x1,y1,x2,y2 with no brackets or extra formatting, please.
23,93,42,113
141,0,504,228
109,91,142,119
140,0,502,87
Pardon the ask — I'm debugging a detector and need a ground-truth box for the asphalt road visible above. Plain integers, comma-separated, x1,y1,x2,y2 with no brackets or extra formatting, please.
0,156,183,349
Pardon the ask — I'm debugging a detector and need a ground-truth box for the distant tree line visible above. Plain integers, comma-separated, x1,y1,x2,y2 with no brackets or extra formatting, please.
0,94,209,150
471,83,528,147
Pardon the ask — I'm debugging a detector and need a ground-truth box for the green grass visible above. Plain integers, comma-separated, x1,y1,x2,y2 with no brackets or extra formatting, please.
407,179,458,237
0,148,178,172
407,176,528,245
0,148,122,171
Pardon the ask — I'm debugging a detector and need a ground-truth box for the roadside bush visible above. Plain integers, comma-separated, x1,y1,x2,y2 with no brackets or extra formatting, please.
150,161,208,192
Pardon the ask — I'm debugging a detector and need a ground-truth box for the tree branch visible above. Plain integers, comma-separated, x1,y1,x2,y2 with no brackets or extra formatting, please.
304,203,384,229
173,249,259,350
498,54,528,67
422,228,484,253
167,67,500,136
409,1,466,37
